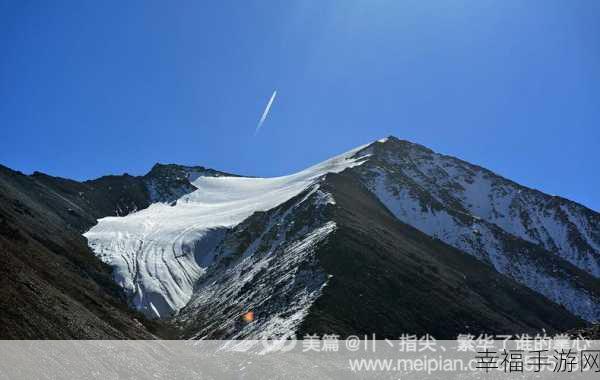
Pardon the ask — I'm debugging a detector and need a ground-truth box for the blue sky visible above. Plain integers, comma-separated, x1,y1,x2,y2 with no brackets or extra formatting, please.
1,1,599,211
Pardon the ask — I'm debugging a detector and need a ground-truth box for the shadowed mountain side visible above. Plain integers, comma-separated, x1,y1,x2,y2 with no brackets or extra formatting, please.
0,165,161,338
298,172,586,339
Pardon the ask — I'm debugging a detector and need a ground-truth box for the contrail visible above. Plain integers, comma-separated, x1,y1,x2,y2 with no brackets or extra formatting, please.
255,90,277,134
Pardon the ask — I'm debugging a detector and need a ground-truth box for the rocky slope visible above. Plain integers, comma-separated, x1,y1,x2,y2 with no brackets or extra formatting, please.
175,173,586,339
172,138,597,338
0,165,153,338
1,136,597,339
350,138,599,321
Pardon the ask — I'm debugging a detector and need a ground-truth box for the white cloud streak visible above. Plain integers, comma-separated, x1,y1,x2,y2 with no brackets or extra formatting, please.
255,90,277,134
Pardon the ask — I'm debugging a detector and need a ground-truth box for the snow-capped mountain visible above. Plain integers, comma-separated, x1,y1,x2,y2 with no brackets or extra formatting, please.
352,138,599,321
84,145,370,318
359,138,599,276
77,136,598,339
6,136,594,339
176,161,592,339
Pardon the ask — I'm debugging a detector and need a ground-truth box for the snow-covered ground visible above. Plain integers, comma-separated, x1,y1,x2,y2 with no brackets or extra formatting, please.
84,144,370,318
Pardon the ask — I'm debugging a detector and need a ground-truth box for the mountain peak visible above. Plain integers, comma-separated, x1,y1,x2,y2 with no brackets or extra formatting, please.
378,135,401,143
147,163,239,180
365,136,434,160
148,163,204,175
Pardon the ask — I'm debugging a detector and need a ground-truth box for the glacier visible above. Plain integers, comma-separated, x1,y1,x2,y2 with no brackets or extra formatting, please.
84,144,370,318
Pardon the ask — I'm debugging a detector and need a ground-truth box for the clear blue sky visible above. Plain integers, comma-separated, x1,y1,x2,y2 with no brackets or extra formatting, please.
1,1,599,211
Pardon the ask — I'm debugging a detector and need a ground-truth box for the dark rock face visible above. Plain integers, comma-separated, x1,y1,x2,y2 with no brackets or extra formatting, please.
0,165,155,338
143,163,237,205
29,163,237,228
30,171,151,230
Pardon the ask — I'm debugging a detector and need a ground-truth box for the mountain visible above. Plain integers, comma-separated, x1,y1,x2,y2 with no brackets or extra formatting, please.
174,172,585,339
353,138,599,321
82,137,599,338
1,136,597,339
0,165,152,338
0,163,231,338
84,145,371,319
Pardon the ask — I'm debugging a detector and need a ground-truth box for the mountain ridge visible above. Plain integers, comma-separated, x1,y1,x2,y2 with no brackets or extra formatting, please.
0,136,598,339
349,138,599,320
79,136,599,334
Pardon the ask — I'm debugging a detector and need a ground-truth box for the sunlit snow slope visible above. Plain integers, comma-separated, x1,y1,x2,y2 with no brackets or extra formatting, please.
84,145,370,318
